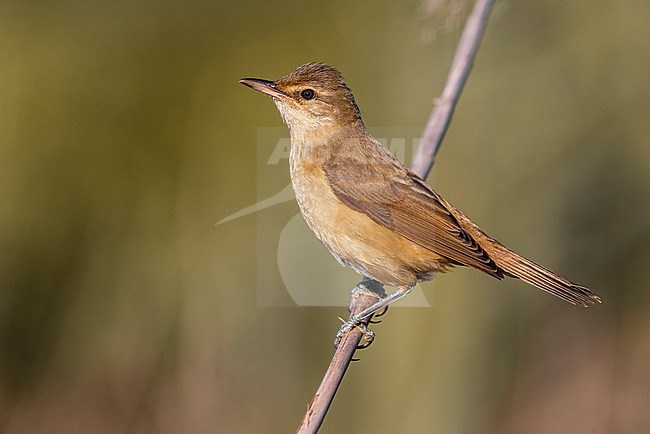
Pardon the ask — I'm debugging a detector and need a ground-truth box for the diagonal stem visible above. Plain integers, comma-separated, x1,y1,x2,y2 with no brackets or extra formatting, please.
411,0,495,179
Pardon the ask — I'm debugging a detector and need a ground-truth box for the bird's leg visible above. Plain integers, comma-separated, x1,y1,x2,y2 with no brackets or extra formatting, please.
351,284,414,323
334,282,415,348
334,278,384,348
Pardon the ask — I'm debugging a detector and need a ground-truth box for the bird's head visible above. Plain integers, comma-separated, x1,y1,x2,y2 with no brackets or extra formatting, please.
240,62,363,133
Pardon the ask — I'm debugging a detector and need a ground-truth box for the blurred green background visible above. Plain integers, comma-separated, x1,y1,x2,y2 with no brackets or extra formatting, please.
1,0,649,432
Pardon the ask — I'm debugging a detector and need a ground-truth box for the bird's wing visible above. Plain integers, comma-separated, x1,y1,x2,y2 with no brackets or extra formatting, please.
322,155,502,278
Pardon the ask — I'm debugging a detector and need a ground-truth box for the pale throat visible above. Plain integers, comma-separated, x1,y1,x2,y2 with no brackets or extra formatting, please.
287,125,330,176
275,102,331,165
273,99,368,178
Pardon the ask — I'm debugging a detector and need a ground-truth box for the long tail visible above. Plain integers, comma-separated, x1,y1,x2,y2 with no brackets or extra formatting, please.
436,195,602,307
486,242,601,307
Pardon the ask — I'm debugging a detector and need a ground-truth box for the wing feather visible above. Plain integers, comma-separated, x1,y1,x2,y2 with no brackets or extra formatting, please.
322,156,502,278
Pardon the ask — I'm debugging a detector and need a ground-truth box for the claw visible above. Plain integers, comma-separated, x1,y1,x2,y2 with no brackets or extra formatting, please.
369,305,389,324
355,323,375,349
333,317,355,347
334,316,376,348
374,305,390,318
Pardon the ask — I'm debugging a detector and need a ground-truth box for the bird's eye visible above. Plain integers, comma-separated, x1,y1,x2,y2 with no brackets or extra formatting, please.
300,89,315,100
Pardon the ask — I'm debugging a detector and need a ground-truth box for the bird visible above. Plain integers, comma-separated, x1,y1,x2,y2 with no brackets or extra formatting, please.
240,62,601,337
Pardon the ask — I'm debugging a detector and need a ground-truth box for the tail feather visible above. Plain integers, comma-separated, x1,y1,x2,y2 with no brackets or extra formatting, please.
436,194,602,307
490,243,601,307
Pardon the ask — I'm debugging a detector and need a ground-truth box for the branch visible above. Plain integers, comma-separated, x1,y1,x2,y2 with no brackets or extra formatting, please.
411,0,495,179
296,282,383,433
296,1,495,432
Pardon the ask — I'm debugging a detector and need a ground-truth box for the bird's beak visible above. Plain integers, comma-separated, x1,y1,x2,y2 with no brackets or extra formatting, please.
239,78,286,98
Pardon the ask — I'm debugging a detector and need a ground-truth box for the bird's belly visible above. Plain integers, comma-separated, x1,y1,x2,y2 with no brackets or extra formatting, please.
290,165,449,287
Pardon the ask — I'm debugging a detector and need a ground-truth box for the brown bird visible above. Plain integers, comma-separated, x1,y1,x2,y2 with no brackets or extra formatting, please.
240,62,601,333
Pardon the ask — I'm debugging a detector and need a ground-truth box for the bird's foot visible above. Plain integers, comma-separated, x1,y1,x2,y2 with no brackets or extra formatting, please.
334,279,385,348
334,315,375,349
334,282,415,348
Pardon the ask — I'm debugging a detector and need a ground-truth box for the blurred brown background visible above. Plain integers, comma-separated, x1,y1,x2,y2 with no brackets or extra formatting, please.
1,1,649,432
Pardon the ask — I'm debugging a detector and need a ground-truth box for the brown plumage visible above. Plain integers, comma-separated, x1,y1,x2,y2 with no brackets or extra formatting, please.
240,62,601,310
